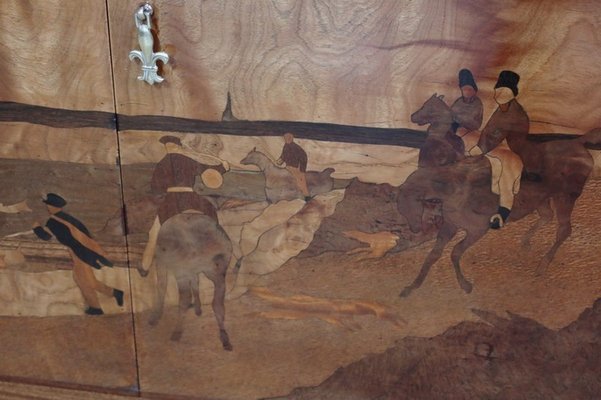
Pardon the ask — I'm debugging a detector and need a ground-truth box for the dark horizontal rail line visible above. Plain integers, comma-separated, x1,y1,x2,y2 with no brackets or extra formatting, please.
0,101,585,147
0,101,117,129
118,114,427,147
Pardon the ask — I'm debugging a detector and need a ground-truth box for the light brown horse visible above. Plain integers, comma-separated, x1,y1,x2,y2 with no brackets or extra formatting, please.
240,148,335,203
397,96,601,297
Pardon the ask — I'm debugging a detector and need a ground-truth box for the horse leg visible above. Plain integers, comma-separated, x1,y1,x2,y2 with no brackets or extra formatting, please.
400,223,457,298
149,262,168,327
450,228,487,293
521,198,553,250
171,278,192,341
207,255,233,351
535,195,575,276
191,274,202,316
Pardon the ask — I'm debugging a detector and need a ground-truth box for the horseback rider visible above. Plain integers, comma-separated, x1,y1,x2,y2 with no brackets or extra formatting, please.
33,193,124,315
469,70,527,229
276,132,312,201
451,68,484,144
141,135,230,271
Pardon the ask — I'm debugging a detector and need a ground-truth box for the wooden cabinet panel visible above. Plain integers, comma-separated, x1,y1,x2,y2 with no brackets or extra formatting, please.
0,1,137,394
1,0,597,398
110,1,601,399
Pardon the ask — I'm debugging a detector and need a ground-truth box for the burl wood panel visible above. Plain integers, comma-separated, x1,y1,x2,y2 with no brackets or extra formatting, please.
109,0,601,134
111,1,601,399
0,0,115,111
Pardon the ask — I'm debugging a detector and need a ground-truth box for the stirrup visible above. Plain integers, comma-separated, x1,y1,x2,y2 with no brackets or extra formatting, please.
489,213,504,229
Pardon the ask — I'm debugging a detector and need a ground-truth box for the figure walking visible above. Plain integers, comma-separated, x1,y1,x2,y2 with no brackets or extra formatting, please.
276,132,311,201
33,193,123,315
141,135,230,271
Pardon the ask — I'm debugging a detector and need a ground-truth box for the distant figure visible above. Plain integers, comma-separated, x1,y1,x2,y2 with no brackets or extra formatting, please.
277,133,311,201
141,135,230,271
33,193,123,315
474,70,528,229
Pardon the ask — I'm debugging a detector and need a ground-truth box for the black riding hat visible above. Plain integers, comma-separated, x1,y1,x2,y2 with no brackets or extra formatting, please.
458,69,478,91
494,70,520,96
159,135,182,146
43,193,67,208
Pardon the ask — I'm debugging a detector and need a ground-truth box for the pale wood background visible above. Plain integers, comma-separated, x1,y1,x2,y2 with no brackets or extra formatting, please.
0,0,115,112
110,0,601,134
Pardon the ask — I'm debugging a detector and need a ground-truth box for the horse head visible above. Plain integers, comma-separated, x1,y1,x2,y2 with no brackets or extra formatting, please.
411,93,450,127
240,147,270,171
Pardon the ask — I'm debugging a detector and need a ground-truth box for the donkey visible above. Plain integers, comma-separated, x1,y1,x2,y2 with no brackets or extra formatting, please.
411,93,465,167
397,100,601,297
240,148,335,203
138,213,234,350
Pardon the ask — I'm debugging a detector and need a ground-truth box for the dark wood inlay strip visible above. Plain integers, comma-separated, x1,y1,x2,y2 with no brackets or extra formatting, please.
117,115,427,147
0,102,116,130
0,101,585,147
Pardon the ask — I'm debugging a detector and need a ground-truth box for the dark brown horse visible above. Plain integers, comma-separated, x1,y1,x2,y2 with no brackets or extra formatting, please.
398,97,601,297
411,93,465,167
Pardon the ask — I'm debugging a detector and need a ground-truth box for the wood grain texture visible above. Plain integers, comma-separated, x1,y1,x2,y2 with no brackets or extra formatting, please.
109,0,601,134
0,123,119,164
0,1,115,111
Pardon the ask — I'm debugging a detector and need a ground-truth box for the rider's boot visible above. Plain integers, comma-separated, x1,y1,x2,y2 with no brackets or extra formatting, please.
490,206,511,229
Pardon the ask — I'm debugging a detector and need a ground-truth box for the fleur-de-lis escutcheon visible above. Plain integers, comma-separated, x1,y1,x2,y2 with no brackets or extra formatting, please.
129,3,169,85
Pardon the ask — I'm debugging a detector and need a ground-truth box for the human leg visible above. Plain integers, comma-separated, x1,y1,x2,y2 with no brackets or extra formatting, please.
488,148,523,229
285,166,310,197
72,256,103,313
141,216,161,272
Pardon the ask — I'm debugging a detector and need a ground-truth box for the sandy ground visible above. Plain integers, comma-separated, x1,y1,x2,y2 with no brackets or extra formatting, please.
130,177,601,399
0,178,599,399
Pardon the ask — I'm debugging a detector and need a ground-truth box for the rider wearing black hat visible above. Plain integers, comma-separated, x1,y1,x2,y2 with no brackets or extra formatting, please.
475,70,529,229
34,193,124,315
451,68,484,146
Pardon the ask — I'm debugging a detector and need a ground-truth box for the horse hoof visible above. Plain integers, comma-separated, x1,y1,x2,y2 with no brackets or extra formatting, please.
148,316,159,327
220,330,232,351
399,286,414,298
195,308,202,317
462,281,473,294
170,331,183,341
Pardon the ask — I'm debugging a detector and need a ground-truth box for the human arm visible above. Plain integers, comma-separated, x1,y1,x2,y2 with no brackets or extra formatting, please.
33,221,52,241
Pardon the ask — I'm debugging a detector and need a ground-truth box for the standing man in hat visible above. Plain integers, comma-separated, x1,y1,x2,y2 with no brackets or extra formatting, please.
276,132,311,201
141,135,230,272
33,193,124,315
470,70,529,229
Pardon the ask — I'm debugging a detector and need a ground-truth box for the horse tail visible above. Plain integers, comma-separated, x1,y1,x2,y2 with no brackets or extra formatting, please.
580,128,601,150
